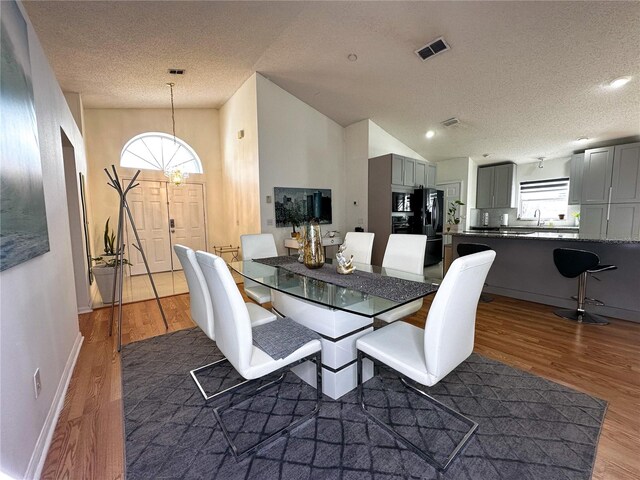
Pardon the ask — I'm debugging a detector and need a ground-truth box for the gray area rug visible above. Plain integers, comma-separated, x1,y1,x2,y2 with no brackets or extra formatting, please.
122,328,607,479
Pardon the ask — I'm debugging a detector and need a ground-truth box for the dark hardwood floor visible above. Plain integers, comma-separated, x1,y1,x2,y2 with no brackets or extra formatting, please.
41,292,640,479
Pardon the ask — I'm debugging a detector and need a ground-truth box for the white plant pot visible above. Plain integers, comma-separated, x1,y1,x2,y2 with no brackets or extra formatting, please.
93,266,122,304
445,224,461,234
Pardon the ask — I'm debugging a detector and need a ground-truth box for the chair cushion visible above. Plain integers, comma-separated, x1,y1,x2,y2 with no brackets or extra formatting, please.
245,339,321,380
245,285,272,304
357,321,435,386
246,302,277,327
375,298,423,323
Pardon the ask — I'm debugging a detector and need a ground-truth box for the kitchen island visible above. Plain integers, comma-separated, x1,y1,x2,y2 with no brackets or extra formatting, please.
451,231,640,322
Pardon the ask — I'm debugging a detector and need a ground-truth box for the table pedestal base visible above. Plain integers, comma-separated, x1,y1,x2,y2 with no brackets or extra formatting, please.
272,290,374,399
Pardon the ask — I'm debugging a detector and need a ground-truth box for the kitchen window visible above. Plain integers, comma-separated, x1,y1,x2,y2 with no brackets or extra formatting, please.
519,178,569,220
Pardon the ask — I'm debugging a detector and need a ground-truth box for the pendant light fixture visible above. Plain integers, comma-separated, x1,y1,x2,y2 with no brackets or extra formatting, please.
164,82,189,186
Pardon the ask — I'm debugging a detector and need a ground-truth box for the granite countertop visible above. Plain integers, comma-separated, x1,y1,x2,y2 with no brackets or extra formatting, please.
452,231,640,244
500,225,579,231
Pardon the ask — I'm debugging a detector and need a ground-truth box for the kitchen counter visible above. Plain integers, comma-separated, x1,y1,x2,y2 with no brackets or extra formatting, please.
451,234,640,322
454,231,640,244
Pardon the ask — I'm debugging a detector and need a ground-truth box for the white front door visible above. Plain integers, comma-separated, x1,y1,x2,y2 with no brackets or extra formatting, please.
127,181,172,275
168,183,207,270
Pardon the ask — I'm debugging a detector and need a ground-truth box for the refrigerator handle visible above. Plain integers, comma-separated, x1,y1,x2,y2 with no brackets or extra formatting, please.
432,196,439,230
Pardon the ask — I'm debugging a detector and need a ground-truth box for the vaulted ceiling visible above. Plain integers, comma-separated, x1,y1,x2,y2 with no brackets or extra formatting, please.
24,1,640,165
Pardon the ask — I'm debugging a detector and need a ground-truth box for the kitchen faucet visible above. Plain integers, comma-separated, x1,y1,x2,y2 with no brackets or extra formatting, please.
534,209,542,226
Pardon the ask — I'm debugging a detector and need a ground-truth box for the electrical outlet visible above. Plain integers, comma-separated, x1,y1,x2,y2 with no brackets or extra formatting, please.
34,368,41,399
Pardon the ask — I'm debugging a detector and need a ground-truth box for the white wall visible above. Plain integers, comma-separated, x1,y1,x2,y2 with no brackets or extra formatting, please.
516,156,570,184
344,120,369,231
83,108,222,252
256,74,345,254
435,156,477,225
219,74,261,248
1,2,86,477
368,121,426,160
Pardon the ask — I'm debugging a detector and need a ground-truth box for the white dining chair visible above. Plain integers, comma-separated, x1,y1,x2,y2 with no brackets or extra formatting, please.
356,250,496,471
174,244,215,340
184,247,276,400
375,234,427,323
240,233,278,304
195,251,322,460
342,232,375,264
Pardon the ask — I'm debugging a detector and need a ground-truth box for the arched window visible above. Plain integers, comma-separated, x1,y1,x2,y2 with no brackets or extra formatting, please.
120,132,203,174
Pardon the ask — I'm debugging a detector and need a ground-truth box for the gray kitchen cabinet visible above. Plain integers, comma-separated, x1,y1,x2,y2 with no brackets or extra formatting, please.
414,161,437,188
390,155,420,187
610,142,640,203
607,203,640,239
415,161,426,187
426,164,437,188
579,204,608,237
581,147,614,204
404,157,416,186
568,153,584,205
476,163,516,208
579,142,640,238
476,167,494,208
391,155,404,185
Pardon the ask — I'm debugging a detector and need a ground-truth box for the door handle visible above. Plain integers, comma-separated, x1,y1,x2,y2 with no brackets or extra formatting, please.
169,218,175,228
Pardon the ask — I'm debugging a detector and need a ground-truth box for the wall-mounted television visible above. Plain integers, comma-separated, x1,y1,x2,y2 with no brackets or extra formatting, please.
274,187,332,227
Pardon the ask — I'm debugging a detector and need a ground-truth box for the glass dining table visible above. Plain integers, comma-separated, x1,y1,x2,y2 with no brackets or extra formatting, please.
229,257,439,399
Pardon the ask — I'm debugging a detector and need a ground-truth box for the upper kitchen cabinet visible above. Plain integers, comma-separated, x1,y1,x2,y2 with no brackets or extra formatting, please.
581,147,614,204
415,161,437,188
568,153,584,205
580,141,640,206
390,154,418,187
476,163,516,208
610,142,640,203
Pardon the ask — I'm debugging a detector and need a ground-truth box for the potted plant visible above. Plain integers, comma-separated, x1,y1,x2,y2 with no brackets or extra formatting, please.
446,200,465,233
92,218,129,304
572,211,580,227
284,203,305,238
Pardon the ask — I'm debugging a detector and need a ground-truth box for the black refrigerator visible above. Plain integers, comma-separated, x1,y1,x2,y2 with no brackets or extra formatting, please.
411,188,444,266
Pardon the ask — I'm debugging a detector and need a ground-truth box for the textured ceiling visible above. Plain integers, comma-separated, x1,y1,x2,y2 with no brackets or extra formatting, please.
23,1,640,165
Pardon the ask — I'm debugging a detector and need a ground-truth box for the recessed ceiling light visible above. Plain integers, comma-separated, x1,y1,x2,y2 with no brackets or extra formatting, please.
347,53,358,62
425,130,435,139
576,137,589,144
608,76,631,89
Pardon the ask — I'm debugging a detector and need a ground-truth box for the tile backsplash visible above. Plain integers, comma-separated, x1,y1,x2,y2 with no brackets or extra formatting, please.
470,205,580,228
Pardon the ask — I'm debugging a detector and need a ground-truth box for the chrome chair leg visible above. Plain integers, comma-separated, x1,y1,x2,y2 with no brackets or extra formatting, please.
214,352,323,461
190,358,285,401
554,271,609,325
357,350,477,472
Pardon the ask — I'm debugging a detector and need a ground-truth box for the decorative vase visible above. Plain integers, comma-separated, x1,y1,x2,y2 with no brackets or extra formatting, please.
297,228,306,262
303,219,325,269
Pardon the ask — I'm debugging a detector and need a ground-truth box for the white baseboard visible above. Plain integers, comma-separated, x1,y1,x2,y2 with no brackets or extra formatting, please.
25,332,84,480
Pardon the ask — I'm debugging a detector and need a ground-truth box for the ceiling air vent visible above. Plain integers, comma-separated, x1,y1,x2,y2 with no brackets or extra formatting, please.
415,36,450,61
168,68,185,75
441,117,460,127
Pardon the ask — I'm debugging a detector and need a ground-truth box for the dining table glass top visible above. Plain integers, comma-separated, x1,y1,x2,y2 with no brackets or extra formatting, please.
229,258,439,318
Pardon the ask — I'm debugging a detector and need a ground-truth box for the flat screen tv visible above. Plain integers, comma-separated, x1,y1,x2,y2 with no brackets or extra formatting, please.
274,187,332,227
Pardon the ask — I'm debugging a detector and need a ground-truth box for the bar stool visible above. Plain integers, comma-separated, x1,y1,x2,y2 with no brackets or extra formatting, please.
553,248,617,325
457,243,494,302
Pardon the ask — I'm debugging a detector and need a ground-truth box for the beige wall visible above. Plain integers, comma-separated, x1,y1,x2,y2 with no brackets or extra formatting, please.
83,108,222,255
218,74,261,249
